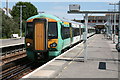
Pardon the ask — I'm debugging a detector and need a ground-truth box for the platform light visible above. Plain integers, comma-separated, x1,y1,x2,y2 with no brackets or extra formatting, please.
109,3,119,5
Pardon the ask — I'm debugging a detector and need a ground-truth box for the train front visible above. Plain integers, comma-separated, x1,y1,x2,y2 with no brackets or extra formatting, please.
25,16,58,61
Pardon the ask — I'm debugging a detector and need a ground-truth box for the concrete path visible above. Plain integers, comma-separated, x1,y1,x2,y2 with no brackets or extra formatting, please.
56,34,119,78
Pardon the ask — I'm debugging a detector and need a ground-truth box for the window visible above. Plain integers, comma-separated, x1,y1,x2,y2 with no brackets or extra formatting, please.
48,22,58,39
26,22,33,39
61,25,70,39
73,28,80,37
81,28,85,34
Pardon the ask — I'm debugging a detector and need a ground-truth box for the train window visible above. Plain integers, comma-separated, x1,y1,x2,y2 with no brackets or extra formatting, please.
61,25,70,39
26,22,33,39
81,28,85,34
73,28,80,36
48,22,58,39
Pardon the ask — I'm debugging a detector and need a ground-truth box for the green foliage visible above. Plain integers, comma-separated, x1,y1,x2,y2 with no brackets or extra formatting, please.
1,2,38,38
11,2,38,20
0,9,2,38
2,10,19,38
10,2,38,37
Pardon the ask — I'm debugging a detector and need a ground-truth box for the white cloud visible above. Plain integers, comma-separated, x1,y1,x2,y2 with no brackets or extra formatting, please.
1,0,120,2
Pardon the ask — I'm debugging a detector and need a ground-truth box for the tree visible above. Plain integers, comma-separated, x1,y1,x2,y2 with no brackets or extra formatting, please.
11,2,38,35
11,2,38,20
2,9,19,38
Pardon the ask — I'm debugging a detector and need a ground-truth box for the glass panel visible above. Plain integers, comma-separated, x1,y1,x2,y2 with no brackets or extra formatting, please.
61,25,70,39
48,22,58,39
73,28,80,36
26,22,33,39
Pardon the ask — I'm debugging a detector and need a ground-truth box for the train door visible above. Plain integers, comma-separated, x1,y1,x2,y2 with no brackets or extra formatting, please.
33,19,48,51
70,23,73,45
79,25,81,40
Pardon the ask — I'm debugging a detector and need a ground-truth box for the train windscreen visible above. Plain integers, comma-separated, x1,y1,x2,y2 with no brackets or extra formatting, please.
48,22,58,39
26,22,33,39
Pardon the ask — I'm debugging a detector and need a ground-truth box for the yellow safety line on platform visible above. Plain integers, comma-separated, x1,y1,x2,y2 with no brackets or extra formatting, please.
64,35,97,68
68,49,84,65
56,34,97,78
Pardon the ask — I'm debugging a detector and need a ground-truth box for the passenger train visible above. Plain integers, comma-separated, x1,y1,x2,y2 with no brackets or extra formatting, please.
25,14,95,62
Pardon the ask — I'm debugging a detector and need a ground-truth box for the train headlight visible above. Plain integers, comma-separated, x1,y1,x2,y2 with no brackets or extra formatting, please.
27,42,31,46
50,42,57,48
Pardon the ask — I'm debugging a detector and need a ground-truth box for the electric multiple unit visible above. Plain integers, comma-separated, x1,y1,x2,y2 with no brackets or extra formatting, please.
25,14,95,62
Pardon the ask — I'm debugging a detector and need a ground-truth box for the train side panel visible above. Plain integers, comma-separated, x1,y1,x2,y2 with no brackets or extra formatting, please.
71,23,81,44
48,22,63,57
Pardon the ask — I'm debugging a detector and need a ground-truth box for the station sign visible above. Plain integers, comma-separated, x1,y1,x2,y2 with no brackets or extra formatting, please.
69,4,80,11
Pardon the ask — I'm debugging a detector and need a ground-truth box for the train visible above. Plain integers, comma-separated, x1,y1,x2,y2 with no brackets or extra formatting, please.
25,14,95,62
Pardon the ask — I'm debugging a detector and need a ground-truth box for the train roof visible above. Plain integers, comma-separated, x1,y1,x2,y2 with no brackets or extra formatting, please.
27,14,61,21
57,16,83,25
27,14,83,25
27,14,95,29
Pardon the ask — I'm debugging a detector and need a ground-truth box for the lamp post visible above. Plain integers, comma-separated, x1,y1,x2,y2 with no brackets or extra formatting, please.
84,13,88,61
6,0,9,16
108,9,114,40
109,3,118,43
116,1,120,52
17,5,26,38
113,1,120,52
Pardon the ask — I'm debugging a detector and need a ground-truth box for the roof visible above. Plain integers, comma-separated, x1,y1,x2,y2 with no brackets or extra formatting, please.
27,13,61,21
27,14,83,25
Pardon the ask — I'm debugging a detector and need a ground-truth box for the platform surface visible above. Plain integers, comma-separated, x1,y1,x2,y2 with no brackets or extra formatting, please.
56,34,118,78
22,34,119,79
0,37,24,47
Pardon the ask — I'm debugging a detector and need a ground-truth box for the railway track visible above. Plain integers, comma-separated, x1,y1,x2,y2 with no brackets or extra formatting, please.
1,44,26,66
0,44,44,80
1,57,45,80
1,57,32,80
0,50,26,66
0,44,31,80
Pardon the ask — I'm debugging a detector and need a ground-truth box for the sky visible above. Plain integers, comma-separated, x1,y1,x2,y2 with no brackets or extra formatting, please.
1,0,120,2
1,0,120,20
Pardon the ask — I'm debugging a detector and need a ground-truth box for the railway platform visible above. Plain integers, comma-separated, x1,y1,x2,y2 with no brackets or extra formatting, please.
0,37,24,48
22,34,119,79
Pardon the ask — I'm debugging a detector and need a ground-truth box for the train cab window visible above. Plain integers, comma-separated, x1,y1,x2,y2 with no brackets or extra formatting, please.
26,22,33,39
48,22,58,39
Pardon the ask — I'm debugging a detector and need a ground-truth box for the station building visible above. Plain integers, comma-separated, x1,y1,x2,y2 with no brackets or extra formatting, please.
73,14,119,34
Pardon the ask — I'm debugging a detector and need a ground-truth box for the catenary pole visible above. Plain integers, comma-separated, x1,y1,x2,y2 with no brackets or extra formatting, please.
84,13,88,61
17,5,26,38
20,6,22,38
113,4,116,43
118,1,120,50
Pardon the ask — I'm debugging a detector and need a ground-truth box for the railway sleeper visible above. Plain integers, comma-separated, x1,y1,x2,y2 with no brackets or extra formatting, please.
2,65,28,79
